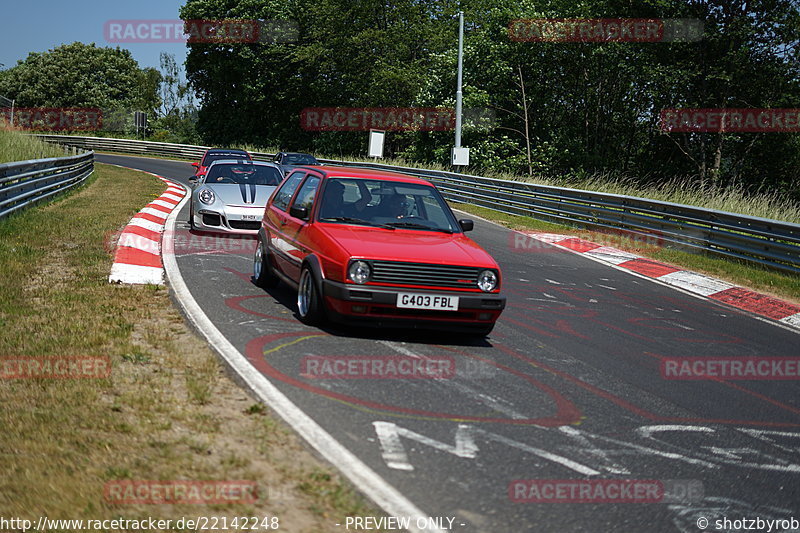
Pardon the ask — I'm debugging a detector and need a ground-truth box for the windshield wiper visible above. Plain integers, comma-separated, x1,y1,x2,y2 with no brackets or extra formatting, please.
321,216,395,229
385,222,453,233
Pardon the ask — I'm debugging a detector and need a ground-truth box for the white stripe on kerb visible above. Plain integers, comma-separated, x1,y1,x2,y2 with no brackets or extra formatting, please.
127,217,165,233
117,232,160,254
109,263,164,285
779,312,800,328
151,199,177,209
524,232,570,243
139,207,168,220
584,246,641,265
657,271,735,296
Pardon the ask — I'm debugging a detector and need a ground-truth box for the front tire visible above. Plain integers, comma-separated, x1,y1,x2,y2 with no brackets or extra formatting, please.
253,240,278,288
297,266,325,325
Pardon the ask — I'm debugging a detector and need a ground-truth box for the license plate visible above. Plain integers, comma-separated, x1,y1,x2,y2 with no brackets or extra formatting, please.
396,293,459,310
239,214,260,220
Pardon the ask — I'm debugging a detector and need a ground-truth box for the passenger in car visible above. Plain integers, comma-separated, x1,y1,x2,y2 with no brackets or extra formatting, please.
320,181,372,219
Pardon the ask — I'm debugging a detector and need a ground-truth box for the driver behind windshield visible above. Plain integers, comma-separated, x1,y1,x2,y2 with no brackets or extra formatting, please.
207,165,280,185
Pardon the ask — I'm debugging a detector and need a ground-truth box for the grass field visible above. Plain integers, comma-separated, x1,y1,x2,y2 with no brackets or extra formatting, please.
0,128,66,163
0,162,382,528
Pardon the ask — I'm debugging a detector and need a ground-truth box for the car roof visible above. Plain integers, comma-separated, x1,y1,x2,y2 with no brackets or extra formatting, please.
307,165,432,186
207,159,279,167
207,148,248,153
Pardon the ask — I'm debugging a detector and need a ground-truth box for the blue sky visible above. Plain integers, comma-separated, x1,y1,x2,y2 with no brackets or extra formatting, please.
0,0,188,71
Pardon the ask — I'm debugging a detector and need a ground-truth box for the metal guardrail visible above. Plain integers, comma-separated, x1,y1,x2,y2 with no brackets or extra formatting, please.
0,150,94,220
35,134,800,275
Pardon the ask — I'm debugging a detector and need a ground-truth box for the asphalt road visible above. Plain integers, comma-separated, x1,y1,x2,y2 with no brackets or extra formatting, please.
99,154,800,533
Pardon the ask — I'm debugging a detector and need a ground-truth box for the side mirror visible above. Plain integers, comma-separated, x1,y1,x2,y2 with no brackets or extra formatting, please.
458,219,474,232
191,162,199,168
289,205,309,220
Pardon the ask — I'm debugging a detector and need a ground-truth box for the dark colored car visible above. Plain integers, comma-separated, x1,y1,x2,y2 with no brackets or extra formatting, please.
192,148,252,180
252,166,506,335
273,151,320,173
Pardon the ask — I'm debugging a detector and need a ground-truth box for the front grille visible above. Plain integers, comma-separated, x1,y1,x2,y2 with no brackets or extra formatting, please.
229,220,260,230
369,261,481,289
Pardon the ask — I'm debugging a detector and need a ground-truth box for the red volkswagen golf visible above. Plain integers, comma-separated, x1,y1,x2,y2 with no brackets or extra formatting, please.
253,166,505,335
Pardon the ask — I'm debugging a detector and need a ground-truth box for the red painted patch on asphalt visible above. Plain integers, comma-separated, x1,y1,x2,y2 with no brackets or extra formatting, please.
618,258,680,278
557,238,602,253
245,332,583,426
709,287,800,320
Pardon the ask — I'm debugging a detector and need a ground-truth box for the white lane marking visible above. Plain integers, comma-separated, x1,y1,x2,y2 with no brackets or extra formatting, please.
597,284,618,291
374,422,599,476
161,191,445,533
558,426,630,474
545,279,562,285
373,422,477,471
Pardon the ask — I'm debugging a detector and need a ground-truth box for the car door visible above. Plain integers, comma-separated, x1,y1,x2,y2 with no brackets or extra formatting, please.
265,171,306,277
280,172,321,282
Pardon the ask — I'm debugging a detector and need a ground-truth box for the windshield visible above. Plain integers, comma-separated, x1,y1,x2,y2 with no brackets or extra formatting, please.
202,152,250,165
317,177,459,233
205,164,282,186
284,153,318,165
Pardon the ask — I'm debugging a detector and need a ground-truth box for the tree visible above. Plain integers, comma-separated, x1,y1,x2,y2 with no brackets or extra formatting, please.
0,42,159,114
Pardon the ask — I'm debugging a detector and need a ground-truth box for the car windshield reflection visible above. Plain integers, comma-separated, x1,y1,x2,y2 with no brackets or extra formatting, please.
317,178,459,233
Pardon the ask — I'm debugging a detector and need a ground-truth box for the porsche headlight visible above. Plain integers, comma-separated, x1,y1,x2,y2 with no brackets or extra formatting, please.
477,269,498,292
199,188,215,204
348,261,371,284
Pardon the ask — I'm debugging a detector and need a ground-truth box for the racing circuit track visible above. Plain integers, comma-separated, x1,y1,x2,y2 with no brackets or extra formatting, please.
100,154,800,533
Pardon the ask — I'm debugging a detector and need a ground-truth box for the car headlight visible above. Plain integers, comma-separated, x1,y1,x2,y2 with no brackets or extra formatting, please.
199,188,215,204
348,261,371,284
477,269,498,292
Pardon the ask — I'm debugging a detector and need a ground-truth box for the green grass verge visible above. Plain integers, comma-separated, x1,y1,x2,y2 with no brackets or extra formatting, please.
0,162,383,527
1,128,67,163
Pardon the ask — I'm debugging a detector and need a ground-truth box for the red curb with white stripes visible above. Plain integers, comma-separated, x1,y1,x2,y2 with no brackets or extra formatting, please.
519,232,800,331
109,172,186,285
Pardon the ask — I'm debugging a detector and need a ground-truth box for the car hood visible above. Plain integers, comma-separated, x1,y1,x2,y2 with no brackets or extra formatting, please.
322,224,498,267
203,183,276,206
